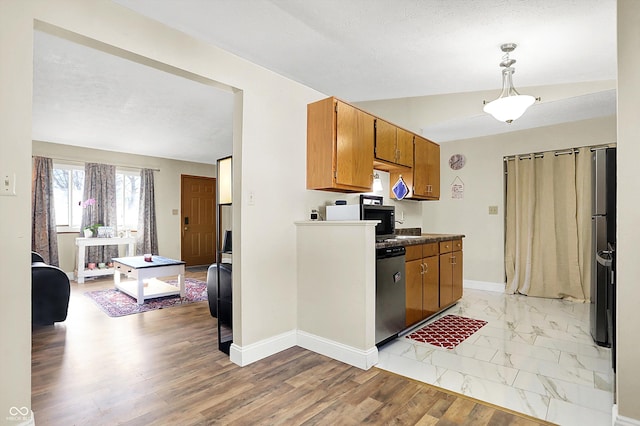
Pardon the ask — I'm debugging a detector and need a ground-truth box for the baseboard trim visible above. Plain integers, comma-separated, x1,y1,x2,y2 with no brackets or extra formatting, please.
297,330,378,370
613,404,640,426
229,330,297,367
464,280,505,293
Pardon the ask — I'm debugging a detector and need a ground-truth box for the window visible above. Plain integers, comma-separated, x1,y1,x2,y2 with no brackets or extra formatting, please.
52,164,141,232
52,164,85,232
116,170,141,231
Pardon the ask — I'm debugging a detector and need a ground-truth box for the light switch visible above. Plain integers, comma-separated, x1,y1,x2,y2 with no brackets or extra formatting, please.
488,205,498,215
0,173,16,196
172,209,179,215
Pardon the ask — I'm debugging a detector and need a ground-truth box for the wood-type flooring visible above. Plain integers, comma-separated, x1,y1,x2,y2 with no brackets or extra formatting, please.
31,269,553,425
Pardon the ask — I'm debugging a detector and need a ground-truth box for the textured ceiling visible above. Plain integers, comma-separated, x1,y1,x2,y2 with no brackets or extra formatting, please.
32,31,234,164
32,0,617,164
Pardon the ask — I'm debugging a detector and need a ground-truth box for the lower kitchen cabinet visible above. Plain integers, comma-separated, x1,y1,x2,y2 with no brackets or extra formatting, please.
439,239,463,309
405,238,463,328
404,242,439,326
422,255,440,317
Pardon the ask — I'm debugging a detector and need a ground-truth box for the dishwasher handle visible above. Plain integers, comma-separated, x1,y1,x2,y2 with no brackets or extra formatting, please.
376,246,406,259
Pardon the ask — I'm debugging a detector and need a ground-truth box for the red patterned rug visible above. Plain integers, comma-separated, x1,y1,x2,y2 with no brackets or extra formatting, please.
84,278,207,317
405,315,487,349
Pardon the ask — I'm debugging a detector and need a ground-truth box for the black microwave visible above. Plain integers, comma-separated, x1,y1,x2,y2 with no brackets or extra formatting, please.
361,205,395,240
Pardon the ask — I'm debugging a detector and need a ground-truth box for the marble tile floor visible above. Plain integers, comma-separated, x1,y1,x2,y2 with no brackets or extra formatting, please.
377,288,614,425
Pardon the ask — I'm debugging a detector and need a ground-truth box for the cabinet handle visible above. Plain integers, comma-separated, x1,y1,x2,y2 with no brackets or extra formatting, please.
420,263,425,274
450,255,456,265
424,262,428,273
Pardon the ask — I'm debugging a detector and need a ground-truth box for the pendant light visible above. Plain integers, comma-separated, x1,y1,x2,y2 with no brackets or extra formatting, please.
483,43,537,123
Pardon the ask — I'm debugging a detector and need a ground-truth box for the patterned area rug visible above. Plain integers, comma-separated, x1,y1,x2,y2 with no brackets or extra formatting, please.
405,315,488,349
84,278,207,317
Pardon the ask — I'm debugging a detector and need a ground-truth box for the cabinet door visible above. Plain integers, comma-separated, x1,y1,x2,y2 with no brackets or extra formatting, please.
452,250,463,301
336,101,374,189
405,259,424,326
426,141,440,198
439,253,454,307
413,136,440,199
413,136,430,197
374,119,397,164
396,128,414,167
422,255,440,317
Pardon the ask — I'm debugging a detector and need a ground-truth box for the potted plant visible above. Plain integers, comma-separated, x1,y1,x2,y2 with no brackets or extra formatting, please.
83,223,102,238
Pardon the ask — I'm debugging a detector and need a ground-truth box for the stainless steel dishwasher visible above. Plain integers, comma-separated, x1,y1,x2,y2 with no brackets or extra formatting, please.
375,245,406,346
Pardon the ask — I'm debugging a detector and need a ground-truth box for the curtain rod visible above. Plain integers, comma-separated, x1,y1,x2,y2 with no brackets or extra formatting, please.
503,143,616,162
33,155,160,172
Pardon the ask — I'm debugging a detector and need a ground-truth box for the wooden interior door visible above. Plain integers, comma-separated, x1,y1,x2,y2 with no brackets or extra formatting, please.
181,175,216,266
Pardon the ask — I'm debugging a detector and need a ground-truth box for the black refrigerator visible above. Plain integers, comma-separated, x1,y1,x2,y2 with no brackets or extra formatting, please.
590,147,616,351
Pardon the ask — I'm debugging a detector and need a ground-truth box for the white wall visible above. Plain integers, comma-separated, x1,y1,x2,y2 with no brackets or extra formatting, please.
32,140,216,273
616,0,640,421
0,2,33,419
296,222,377,357
0,0,326,417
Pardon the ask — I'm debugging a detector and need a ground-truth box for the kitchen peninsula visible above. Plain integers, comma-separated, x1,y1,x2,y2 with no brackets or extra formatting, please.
295,221,464,370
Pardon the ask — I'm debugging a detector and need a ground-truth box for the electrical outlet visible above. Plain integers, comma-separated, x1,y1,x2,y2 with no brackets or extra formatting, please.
0,173,16,196
488,205,498,215
248,191,255,206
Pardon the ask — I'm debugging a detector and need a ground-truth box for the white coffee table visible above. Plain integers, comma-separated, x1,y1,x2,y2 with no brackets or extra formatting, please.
112,256,186,304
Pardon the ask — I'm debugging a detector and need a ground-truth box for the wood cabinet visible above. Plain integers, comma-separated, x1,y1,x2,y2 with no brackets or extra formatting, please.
439,239,463,308
307,97,375,192
392,135,440,200
374,119,414,168
389,135,440,201
306,96,440,198
404,242,439,326
404,238,463,328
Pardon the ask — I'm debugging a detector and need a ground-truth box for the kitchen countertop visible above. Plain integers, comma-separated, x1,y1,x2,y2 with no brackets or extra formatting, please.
375,232,465,249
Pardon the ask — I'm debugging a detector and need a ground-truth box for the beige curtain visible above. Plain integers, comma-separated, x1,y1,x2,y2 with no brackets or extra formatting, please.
505,147,592,299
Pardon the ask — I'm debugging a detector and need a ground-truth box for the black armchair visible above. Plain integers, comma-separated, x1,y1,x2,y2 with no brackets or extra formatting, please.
31,251,45,263
31,252,70,326
206,263,232,318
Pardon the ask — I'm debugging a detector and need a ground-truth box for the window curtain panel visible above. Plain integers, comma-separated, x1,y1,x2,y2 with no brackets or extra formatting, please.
31,156,59,266
505,147,592,300
136,168,158,255
81,163,118,264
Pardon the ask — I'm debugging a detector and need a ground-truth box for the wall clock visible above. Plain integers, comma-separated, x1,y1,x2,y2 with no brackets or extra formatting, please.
449,154,466,170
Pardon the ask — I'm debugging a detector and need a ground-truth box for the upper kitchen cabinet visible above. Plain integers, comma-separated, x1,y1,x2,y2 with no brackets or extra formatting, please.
307,97,375,192
392,135,440,200
374,119,414,169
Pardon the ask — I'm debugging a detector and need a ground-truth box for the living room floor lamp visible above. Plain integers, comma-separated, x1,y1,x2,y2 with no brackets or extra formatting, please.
216,156,232,354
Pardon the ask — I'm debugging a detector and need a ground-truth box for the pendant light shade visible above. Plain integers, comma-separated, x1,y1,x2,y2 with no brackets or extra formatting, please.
483,43,537,123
